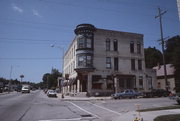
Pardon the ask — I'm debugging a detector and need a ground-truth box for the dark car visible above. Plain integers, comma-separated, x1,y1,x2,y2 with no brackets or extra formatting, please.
111,89,141,99
143,89,170,98
174,92,180,105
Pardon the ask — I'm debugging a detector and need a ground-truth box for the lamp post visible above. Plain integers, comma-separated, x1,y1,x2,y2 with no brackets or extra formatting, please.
51,44,65,90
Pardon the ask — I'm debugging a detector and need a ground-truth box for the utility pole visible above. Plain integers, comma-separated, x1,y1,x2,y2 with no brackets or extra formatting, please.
155,7,169,91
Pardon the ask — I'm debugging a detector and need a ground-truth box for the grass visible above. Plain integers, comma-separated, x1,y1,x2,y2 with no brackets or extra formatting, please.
137,105,180,112
154,114,180,121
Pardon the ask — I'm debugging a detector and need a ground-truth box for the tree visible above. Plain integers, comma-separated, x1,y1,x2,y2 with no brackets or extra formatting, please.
42,73,50,88
42,68,62,89
144,47,163,68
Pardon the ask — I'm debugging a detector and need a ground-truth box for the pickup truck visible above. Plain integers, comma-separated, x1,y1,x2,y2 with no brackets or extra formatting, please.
111,89,141,99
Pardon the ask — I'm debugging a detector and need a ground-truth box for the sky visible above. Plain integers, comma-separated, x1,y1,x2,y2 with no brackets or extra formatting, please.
0,0,180,83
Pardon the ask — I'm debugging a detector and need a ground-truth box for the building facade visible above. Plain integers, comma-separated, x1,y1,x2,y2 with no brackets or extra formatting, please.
153,64,176,93
62,24,156,96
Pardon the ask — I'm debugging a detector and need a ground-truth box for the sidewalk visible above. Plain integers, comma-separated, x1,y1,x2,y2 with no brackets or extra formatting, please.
57,93,111,101
114,109,180,121
56,94,180,121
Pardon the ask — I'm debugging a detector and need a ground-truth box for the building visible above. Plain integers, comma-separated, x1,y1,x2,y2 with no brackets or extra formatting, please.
153,64,176,93
62,24,156,96
177,0,180,21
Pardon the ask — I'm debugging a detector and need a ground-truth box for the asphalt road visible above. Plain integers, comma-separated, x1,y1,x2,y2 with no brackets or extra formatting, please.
0,90,177,121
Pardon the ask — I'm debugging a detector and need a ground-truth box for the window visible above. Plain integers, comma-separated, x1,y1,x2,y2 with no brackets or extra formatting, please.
137,42,141,54
106,57,111,69
106,38,110,51
139,76,143,89
78,56,84,66
138,60,142,70
77,35,92,49
86,56,92,66
114,57,118,71
77,55,93,67
131,59,135,70
113,39,118,51
130,41,134,53
86,38,92,48
78,37,85,48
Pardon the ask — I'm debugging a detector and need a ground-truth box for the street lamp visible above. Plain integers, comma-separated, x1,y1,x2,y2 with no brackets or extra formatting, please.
51,44,65,89
51,44,64,74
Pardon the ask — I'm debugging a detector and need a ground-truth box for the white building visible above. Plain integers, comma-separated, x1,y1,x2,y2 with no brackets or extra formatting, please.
177,0,180,21
153,64,176,93
62,24,156,96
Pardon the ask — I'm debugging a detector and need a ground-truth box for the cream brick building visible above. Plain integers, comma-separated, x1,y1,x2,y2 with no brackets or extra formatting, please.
62,24,156,96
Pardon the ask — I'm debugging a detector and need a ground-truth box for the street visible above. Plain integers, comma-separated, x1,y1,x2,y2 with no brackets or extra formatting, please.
0,90,177,121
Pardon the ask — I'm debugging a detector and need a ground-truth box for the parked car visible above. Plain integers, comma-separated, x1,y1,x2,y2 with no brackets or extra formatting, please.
0,87,3,93
143,89,170,98
111,89,141,99
47,90,57,97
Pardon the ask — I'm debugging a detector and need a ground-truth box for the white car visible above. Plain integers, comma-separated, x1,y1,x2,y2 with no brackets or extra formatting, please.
47,90,57,97
21,86,30,93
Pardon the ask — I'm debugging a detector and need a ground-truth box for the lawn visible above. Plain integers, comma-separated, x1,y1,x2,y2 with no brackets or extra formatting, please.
154,114,180,121
137,105,180,112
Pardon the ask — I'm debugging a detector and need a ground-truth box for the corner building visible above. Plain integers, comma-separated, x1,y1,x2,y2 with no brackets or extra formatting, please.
62,24,156,96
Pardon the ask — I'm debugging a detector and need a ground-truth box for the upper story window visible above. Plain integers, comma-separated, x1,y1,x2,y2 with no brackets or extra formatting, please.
106,57,111,69
78,36,85,48
130,41,134,53
137,42,141,54
113,39,118,51
131,59,135,70
106,38,110,51
77,54,93,67
114,57,118,71
77,35,92,49
86,38,92,48
138,59,142,70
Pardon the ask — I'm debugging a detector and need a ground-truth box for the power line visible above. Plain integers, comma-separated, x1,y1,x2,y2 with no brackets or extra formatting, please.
0,37,71,43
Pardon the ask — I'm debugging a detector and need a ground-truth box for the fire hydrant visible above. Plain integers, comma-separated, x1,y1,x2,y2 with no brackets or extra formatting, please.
133,117,140,121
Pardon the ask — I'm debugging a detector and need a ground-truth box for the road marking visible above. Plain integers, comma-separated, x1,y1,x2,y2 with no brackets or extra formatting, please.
67,101,100,119
88,102,122,116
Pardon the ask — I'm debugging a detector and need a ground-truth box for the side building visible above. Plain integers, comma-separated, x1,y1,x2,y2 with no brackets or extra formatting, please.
62,24,156,96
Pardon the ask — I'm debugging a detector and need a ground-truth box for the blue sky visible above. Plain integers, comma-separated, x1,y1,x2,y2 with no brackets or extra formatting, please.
0,0,180,83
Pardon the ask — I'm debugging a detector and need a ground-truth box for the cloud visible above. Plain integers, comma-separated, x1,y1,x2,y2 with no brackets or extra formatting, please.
32,9,42,17
12,3,23,13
